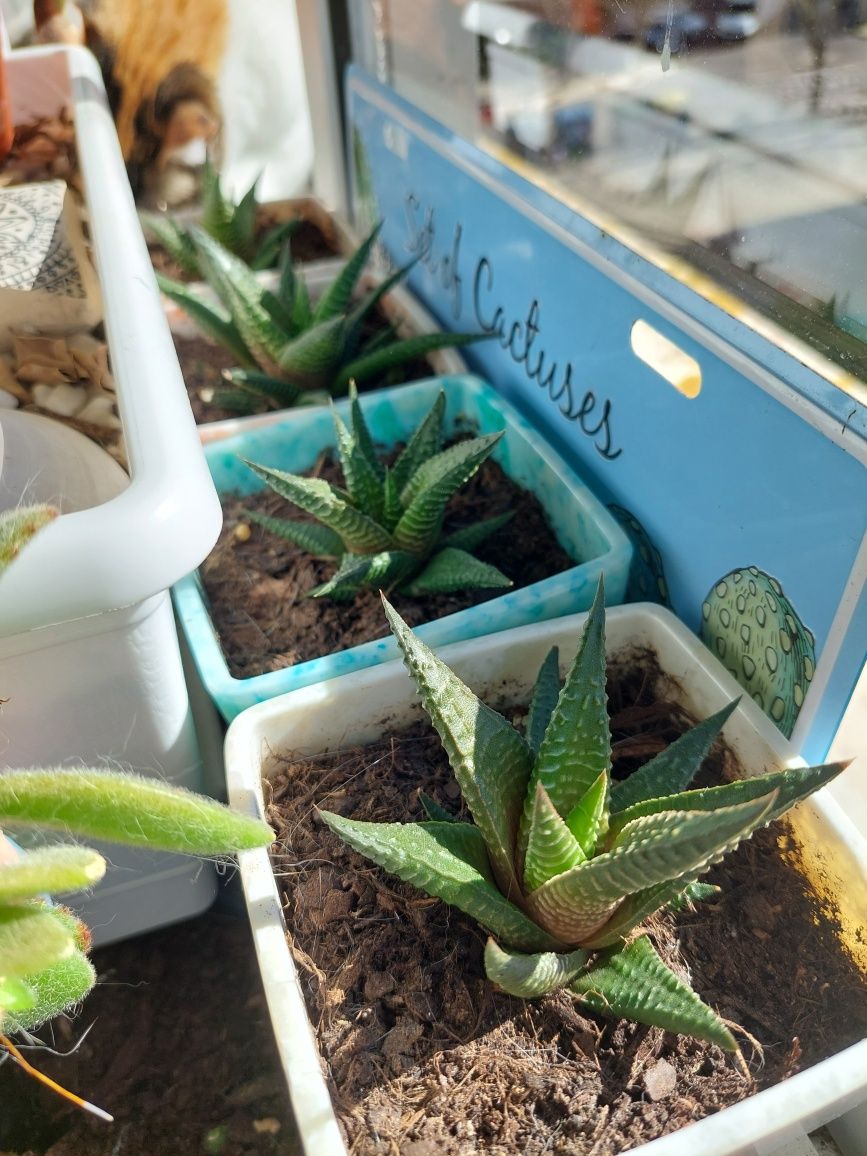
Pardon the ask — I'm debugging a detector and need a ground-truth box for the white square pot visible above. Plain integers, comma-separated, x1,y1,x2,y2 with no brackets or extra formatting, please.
224,604,867,1156
0,46,224,943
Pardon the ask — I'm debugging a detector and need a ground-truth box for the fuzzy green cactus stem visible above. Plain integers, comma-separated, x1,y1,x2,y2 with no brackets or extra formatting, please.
0,770,273,1035
320,579,848,1051
0,505,58,574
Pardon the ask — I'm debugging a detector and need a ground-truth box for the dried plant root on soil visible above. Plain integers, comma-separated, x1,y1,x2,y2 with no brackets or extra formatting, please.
265,665,867,1155
201,455,574,679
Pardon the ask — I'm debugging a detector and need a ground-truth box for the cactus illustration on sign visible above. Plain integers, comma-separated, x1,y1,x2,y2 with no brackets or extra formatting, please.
700,566,815,738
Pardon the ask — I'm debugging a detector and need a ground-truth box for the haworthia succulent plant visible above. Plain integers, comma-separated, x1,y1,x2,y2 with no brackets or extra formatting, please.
0,770,273,1035
243,385,514,601
320,580,848,1050
141,160,298,276
158,221,485,415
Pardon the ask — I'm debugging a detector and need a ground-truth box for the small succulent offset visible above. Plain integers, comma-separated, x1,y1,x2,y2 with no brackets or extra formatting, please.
321,581,846,1050
158,223,482,415
244,387,513,600
141,160,297,277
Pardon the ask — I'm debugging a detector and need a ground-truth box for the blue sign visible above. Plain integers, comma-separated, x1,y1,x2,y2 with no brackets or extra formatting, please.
347,67,867,763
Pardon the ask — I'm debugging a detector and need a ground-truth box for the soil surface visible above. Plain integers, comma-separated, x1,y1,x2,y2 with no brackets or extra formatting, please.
172,333,240,424
149,215,338,284
0,912,299,1156
200,454,575,679
264,660,867,1154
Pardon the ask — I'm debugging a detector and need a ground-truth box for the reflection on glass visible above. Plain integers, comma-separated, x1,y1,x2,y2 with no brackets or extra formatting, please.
351,0,867,382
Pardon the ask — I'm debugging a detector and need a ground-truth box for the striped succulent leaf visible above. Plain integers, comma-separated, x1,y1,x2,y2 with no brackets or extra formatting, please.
321,584,850,1049
190,227,288,371
402,548,513,596
222,368,303,409
157,274,254,368
242,462,394,554
318,813,558,952
140,212,200,276
312,222,381,323
392,432,504,555
245,389,511,600
484,938,589,998
571,936,737,1051
243,510,344,557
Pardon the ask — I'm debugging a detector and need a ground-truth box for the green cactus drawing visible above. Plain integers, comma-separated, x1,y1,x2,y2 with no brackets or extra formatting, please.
608,505,670,606
700,566,815,738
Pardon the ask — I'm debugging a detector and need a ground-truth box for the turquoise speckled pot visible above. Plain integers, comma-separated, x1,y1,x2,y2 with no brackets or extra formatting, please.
172,375,632,721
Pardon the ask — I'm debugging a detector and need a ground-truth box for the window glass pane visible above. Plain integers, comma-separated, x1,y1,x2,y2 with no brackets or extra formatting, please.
349,0,867,382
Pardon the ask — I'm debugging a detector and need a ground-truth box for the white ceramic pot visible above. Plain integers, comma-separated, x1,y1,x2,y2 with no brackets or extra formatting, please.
224,604,867,1156
1,47,224,943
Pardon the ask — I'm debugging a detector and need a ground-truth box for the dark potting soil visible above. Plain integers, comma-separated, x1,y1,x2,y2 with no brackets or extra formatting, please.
0,913,299,1156
200,454,575,680
264,659,867,1155
149,215,338,284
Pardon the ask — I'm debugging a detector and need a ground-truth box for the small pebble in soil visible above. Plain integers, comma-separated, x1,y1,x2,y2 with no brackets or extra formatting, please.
643,1059,678,1102
233,522,252,543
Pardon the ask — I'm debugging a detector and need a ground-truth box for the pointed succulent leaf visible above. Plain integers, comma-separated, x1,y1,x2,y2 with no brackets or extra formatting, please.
309,550,417,599
391,391,446,497
313,222,382,322
251,219,300,271
580,877,699,949
383,598,533,899
401,548,511,596
522,782,587,893
527,793,777,943
243,510,344,556
0,846,105,901
332,406,384,520
419,793,458,823
140,213,200,276
0,771,274,855
243,462,394,553
565,772,609,855
200,160,233,245
344,261,416,351
571,936,736,1051
222,367,303,409
190,228,287,370
4,948,96,1033
0,904,74,978
357,321,400,356
277,315,346,381
382,469,403,533
610,700,740,813
349,384,386,480
525,647,561,757
289,269,312,332
484,938,589,998
319,812,558,951
442,512,514,553
261,288,297,336
521,580,610,854
334,331,485,394
156,274,254,368
232,176,261,254
610,762,844,836
393,432,504,555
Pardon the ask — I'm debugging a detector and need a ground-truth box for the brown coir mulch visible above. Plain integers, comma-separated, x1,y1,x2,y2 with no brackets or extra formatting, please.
264,660,867,1154
200,454,575,680
0,913,299,1156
